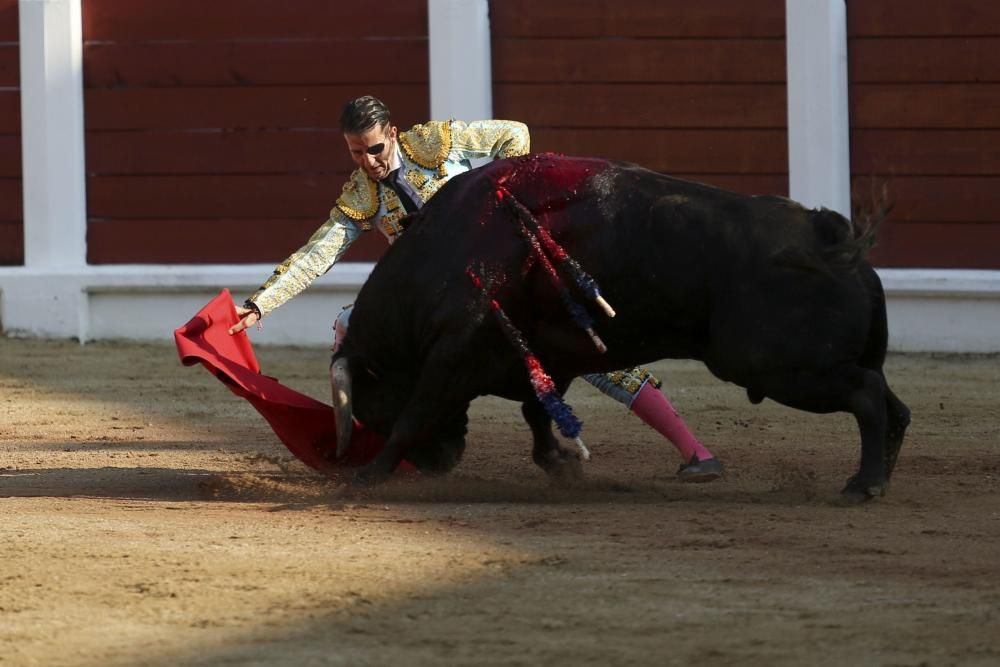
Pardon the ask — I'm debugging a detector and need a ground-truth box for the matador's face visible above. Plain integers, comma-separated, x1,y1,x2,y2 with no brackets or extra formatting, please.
345,123,398,182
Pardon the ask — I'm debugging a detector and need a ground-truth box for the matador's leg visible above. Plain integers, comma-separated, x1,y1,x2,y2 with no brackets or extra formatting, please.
581,367,725,483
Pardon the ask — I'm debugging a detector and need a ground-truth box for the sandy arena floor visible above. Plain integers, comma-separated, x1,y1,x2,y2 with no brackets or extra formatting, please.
1,337,999,666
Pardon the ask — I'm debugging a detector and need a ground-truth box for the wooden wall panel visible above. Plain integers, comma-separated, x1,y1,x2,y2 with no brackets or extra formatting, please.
85,41,428,88
853,130,1000,176
849,1,1000,37
0,176,22,264
494,84,786,129
868,223,1000,269
0,44,17,87
0,135,18,176
0,0,17,41
532,129,787,174
493,39,785,83
879,177,1000,223
852,84,1000,129
0,220,22,264
0,0,19,265
491,0,787,197
82,0,426,40
86,131,347,175
87,218,386,264
87,174,349,219
85,85,428,131
491,0,784,38
850,38,1000,83
84,0,429,265
0,89,18,133
0,175,20,217
849,0,1000,269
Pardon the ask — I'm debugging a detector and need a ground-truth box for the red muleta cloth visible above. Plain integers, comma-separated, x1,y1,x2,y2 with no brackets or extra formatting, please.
173,289,396,473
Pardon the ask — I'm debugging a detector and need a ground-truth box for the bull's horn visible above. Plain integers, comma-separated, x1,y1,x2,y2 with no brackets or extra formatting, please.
330,357,354,458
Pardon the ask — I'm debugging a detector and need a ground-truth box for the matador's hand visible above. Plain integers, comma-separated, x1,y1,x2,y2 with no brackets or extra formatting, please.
228,306,260,335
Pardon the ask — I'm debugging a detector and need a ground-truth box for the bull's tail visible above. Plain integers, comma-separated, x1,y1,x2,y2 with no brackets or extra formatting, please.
812,183,891,269
772,184,892,275
844,179,893,264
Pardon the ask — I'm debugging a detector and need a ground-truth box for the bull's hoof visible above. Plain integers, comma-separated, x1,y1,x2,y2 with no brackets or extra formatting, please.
406,436,466,475
350,462,394,487
536,448,585,485
840,474,886,502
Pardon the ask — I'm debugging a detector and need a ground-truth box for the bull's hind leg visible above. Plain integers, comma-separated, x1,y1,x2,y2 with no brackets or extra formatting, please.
884,385,911,480
751,365,889,500
522,385,584,483
842,369,890,499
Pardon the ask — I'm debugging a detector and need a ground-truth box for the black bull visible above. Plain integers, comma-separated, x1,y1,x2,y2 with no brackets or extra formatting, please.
331,154,910,499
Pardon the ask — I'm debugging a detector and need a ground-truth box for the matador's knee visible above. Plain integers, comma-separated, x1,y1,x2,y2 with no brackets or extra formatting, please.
581,366,662,408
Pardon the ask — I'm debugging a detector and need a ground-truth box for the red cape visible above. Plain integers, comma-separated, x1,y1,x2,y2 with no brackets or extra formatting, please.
173,289,398,473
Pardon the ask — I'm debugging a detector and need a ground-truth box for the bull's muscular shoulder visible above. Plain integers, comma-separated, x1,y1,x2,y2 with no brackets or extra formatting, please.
399,120,452,170
335,168,379,226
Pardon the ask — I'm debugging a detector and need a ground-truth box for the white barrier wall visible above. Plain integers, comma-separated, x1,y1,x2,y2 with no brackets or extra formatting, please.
2,264,997,353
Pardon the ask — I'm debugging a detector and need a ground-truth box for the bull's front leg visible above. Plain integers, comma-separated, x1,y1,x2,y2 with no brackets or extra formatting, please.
351,344,481,486
522,381,584,484
402,408,469,475
351,405,471,485
351,418,418,486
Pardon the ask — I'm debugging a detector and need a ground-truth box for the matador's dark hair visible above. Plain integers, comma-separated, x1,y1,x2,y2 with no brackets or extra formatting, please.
339,96,392,134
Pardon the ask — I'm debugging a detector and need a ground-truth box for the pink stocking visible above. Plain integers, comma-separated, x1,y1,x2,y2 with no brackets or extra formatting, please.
631,382,715,462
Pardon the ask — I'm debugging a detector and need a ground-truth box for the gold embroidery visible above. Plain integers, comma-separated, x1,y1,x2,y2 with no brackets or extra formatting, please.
399,120,452,169
335,169,379,221
380,185,405,215
250,215,356,316
604,367,662,395
449,120,530,160
419,177,445,202
405,169,428,190
380,210,406,238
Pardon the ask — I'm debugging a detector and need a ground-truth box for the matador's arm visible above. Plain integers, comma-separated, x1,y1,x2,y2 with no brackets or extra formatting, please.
246,208,362,317
448,119,530,161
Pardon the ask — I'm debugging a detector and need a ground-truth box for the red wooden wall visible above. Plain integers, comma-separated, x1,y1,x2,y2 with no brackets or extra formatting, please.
12,2,996,269
849,1,1000,269
0,0,21,265
490,0,788,197
83,0,429,264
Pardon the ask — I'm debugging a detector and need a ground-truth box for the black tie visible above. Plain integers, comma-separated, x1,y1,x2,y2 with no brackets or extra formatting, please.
385,169,421,215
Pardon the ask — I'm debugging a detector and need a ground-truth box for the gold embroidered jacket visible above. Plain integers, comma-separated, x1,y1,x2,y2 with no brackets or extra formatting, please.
248,119,530,317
